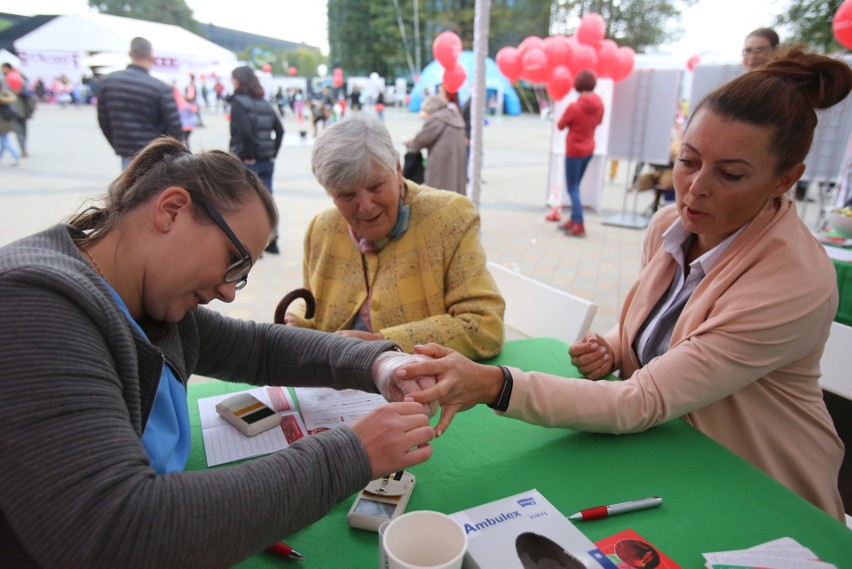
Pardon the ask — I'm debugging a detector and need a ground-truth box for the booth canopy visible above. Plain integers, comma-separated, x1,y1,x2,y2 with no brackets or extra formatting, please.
14,12,237,85
409,50,521,115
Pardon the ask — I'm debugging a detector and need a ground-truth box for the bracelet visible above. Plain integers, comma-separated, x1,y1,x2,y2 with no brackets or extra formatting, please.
487,366,513,412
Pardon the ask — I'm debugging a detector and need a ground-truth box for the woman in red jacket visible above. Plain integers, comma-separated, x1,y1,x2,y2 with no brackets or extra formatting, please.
557,70,604,237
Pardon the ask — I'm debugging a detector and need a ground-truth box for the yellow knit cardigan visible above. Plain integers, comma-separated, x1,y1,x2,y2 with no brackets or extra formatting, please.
291,183,505,359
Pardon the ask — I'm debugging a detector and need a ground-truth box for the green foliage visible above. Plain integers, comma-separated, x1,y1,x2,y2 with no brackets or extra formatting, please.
328,0,696,78
552,0,696,53
0,19,14,33
88,0,200,34
237,45,327,76
775,0,848,53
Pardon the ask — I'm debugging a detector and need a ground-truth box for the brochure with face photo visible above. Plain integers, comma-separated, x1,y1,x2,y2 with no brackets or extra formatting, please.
450,489,617,569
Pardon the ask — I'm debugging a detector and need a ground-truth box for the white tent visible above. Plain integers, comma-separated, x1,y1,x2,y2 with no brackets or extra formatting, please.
14,12,238,86
0,49,22,69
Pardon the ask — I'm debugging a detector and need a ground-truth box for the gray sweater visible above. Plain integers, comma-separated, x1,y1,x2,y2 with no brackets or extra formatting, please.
0,225,396,568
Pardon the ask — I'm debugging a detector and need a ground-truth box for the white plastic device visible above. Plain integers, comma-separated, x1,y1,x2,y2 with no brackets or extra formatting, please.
346,471,416,531
215,392,282,437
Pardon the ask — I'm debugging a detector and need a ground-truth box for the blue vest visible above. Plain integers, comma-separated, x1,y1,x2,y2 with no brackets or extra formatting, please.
105,283,191,474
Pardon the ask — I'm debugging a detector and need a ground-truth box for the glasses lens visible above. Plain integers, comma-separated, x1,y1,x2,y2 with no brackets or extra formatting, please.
225,259,252,284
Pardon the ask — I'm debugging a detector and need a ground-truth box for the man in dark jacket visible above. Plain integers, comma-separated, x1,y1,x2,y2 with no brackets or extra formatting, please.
96,37,181,169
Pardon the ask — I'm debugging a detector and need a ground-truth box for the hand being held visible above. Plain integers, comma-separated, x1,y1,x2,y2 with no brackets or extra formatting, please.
373,351,439,417
395,343,503,437
351,402,434,479
569,332,614,380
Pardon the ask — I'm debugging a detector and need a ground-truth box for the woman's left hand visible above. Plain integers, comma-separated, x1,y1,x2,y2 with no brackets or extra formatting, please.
336,330,384,341
395,343,505,437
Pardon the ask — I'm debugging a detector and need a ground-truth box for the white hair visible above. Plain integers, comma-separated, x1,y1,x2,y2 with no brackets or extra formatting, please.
311,114,399,193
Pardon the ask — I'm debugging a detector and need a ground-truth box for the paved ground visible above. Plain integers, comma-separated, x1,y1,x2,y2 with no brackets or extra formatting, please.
0,102,822,347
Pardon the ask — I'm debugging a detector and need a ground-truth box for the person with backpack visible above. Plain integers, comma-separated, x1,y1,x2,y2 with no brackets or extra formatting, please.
229,66,285,254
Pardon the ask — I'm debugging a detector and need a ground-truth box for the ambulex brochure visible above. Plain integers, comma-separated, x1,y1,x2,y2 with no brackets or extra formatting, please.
450,489,616,569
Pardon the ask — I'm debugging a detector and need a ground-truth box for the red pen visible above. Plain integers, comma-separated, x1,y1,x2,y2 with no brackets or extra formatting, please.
568,496,662,521
265,542,304,560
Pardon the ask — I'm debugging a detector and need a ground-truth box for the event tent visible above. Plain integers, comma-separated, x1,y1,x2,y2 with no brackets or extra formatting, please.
13,12,238,86
408,50,521,116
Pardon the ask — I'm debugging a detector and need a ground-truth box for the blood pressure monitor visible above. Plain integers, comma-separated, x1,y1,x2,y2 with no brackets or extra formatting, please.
346,471,416,531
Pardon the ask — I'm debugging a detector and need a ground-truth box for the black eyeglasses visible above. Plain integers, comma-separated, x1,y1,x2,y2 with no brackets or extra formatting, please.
196,199,252,290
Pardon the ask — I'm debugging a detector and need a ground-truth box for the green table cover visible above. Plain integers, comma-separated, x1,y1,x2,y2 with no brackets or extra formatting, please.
186,338,852,568
833,258,852,326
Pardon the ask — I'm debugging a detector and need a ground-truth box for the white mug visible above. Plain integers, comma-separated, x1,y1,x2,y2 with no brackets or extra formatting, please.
382,510,467,569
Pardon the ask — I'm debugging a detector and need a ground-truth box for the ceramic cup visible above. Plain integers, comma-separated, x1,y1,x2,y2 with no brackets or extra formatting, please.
378,520,391,569
382,510,467,569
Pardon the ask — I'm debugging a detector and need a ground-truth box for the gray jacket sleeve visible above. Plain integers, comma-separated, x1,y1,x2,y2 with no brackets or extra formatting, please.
0,272,374,568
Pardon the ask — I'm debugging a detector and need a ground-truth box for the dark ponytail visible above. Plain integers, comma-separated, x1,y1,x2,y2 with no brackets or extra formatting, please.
69,137,277,245
693,45,852,173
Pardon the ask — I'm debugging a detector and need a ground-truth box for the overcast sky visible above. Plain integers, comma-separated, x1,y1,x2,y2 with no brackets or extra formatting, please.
3,0,792,62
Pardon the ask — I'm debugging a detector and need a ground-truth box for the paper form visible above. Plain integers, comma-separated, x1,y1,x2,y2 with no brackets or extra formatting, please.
198,387,306,467
293,387,386,434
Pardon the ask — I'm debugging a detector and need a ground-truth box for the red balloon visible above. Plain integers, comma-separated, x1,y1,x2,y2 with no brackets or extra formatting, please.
288,66,298,76
833,0,852,49
261,63,272,73
496,46,522,82
518,35,544,57
542,36,571,68
577,13,606,47
546,66,574,100
611,46,635,82
686,54,701,72
333,67,343,76
433,31,463,68
442,62,466,93
595,39,618,78
332,75,344,88
5,70,22,92
570,44,598,75
521,48,551,84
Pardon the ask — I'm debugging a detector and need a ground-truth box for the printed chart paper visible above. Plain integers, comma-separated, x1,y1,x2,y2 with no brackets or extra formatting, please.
293,387,386,434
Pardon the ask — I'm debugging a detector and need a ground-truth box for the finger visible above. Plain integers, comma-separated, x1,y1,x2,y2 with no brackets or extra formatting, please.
412,343,452,358
403,382,444,405
399,442,433,469
396,359,444,379
391,401,434,416
434,405,459,437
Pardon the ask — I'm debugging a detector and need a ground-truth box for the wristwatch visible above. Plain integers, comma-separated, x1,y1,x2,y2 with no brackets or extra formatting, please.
487,366,513,412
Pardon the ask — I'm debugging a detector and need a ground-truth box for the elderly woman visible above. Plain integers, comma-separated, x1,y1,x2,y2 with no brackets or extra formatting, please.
399,47,851,521
0,137,437,567
406,95,467,195
284,114,504,359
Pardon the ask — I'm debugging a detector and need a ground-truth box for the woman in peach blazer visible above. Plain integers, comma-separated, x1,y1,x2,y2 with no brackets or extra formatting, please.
397,47,850,521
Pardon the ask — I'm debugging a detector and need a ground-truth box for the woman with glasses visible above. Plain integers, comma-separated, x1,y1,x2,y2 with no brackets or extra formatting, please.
399,47,850,521
282,114,505,359
0,137,437,567
742,27,779,72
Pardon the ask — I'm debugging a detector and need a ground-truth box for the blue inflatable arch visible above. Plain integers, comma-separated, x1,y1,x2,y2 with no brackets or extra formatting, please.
409,50,521,115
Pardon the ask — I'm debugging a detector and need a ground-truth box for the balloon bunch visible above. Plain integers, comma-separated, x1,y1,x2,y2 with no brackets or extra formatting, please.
288,66,298,76
495,13,635,100
432,31,466,93
686,54,701,72
332,67,344,88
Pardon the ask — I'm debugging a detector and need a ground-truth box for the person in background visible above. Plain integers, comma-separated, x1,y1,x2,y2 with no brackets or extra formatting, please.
556,70,604,238
1,62,35,158
172,81,196,150
229,65,285,254
185,73,204,127
742,27,779,72
284,114,504,359
400,47,851,522
0,137,437,567
96,37,181,169
406,95,467,195
375,89,385,122
0,76,22,166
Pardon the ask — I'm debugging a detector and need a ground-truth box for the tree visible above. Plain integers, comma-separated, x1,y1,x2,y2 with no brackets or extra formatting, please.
775,0,848,53
551,0,696,53
88,0,200,34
